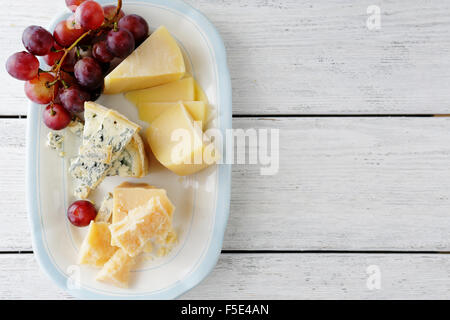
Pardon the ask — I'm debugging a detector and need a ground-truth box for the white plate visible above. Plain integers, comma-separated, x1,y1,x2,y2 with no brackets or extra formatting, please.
26,0,232,299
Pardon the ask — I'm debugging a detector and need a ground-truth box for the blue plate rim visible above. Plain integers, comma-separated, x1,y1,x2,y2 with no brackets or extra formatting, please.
26,0,232,300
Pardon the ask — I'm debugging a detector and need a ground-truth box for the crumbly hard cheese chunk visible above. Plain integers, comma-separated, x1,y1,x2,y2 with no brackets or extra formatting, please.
104,26,185,94
109,197,174,257
78,221,117,267
96,249,135,288
112,182,173,224
70,103,140,198
95,193,114,223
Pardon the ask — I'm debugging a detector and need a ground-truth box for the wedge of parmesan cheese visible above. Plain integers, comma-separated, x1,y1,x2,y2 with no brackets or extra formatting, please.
109,197,174,257
77,221,117,267
112,182,173,223
96,249,135,288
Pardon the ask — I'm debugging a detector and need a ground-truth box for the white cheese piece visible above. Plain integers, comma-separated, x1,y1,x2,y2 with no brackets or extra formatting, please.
95,192,114,223
46,132,64,153
68,117,84,137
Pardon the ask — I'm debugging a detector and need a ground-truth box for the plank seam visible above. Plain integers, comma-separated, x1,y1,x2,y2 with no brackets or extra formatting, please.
0,114,442,119
2,250,450,255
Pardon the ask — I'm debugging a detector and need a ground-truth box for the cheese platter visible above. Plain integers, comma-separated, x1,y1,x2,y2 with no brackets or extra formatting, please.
19,0,232,299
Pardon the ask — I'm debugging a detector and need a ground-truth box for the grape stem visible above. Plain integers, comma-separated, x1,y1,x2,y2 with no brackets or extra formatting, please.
52,30,91,78
113,0,123,20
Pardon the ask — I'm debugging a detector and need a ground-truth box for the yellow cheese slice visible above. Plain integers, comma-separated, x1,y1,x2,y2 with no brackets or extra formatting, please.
112,182,174,224
146,102,218,176
137,101,207,128
104,26,185,94
77,221,117,267
96,249,135,288
109,197,174,257
194,79,209,105
125,77,194,106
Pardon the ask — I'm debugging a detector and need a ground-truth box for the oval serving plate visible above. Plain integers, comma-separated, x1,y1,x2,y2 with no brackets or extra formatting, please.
26,0,231,299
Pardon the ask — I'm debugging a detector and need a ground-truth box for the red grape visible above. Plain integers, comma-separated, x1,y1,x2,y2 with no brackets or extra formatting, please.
74,57,103,88
61,47,78,72
106,29,135,58
43,44,64,66
25,73,58,104
66,14,83,30
92,40,114,63
53,19,85,47
43,104,71,130
60,71,78,87
103,5,125,21
6,51,40,81
67,200,97,227
22,26,54,56
65,0,86,12
118,14,149,44
59,86,90,113
75,1,104,30
89,86,102,101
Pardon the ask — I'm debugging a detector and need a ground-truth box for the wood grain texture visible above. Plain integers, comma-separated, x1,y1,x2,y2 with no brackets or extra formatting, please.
1,252,450,299
2,0,450,115
3,117,450,251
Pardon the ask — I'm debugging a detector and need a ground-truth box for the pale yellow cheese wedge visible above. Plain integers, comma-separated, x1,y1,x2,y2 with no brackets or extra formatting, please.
77,221,117,267
125,77,194,106
194,79,209,105
112,182,174,224
96,249,135,288
137,101,207,129
146,102,218,176
104,26,185,94
109,197,174,257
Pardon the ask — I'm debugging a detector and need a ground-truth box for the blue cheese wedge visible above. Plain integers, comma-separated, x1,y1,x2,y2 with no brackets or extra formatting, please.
106,134,148,178
70,102,141,199
70,145,113,199
82,102,109,142
83,102,148,179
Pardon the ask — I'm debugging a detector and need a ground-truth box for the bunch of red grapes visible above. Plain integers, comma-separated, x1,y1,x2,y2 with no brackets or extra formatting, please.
5,0,149,131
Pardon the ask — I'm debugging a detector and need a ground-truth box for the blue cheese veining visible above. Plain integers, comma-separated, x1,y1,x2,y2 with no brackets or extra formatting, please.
69,102,141,199
46,132,65,157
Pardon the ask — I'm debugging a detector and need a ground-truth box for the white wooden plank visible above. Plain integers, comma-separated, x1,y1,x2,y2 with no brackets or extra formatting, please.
2,0,450,115
1,253,450,299
3,117,450,251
